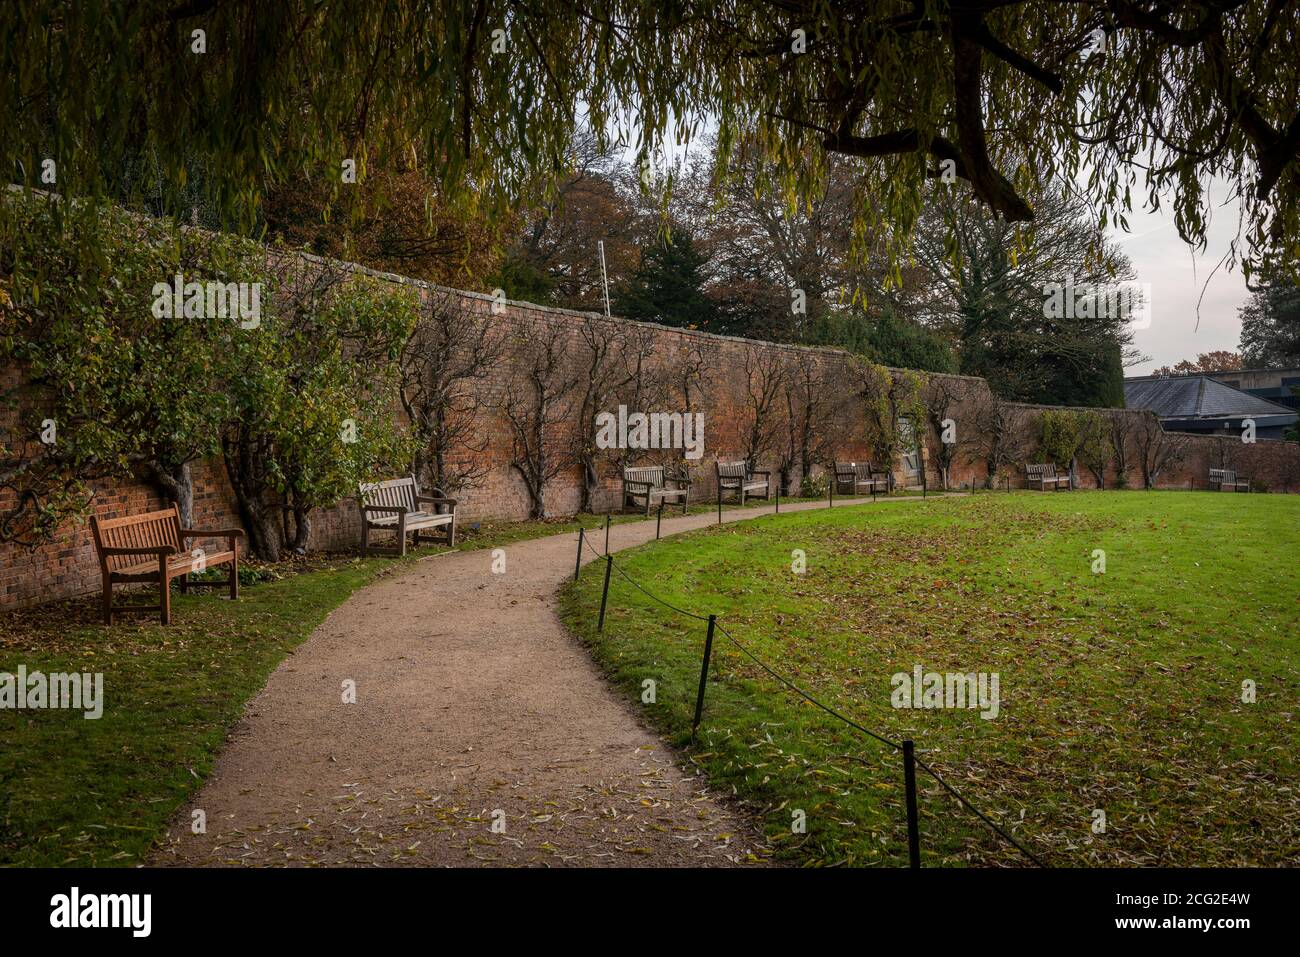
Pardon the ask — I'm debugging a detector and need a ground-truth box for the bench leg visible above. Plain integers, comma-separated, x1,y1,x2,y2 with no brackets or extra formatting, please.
180,573,189,594
446,512,457,547
159,557,171,626
229,548,239,601
361,520,371,557
397,515,408,557
102,581,114,626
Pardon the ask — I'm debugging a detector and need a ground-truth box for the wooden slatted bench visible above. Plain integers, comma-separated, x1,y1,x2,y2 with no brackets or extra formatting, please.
622,465,691,516
1208,467,1250,492
359,476,457,556
90,505,242,625
1025,462,1072,491
833,460,889,496
716,460,771,505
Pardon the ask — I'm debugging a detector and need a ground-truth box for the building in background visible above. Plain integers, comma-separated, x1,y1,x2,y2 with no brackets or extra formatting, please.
1198,367,1300,414
1124,375,1299,440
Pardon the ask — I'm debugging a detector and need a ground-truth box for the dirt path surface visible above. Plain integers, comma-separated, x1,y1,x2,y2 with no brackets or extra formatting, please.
152,496,893,867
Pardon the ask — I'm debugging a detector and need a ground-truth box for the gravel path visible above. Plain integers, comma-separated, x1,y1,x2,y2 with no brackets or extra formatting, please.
151,496,892,867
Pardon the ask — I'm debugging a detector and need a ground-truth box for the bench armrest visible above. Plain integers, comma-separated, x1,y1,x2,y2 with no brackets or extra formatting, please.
665,476,692,488
100,545,176,557
748,470,770,479
361,505,408,516
624,480,653,491
416,495,457,507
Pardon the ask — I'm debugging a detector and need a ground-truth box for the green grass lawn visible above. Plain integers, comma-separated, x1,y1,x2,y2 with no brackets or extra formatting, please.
560,491,1300,867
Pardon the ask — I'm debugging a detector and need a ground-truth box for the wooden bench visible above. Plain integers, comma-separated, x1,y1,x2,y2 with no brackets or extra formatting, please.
1025,463,1072,491
716,460,771,504
1208,467,1250,492
623,465,691,516
833,460,889,496
90,505,242,625
359,476,457,556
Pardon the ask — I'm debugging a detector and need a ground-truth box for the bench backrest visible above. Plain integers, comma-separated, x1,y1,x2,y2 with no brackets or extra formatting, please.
1026,463,1059,478
90,506,184,572
833,461,856,476
624,465,666,489
716,461,749,480
359,476,418,511
1209,468,1236,484
854,462,880,480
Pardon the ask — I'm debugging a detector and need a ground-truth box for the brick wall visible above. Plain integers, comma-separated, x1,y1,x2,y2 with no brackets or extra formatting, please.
4,252,1298,610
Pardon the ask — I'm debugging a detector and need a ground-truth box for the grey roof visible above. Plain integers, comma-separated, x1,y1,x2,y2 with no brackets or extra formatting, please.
1124,375,1296,419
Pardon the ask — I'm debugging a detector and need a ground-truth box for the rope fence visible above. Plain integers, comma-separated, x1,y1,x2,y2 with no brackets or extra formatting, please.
572,506,1049,868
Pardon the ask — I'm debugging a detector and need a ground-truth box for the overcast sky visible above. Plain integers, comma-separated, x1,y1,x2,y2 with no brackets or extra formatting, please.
1104,179,1250,375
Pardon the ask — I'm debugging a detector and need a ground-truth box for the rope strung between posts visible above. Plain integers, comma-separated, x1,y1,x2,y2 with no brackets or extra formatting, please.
578,519,1049,868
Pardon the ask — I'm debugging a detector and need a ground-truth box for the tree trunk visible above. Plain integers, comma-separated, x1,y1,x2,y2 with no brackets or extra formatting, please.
143,460,195,527
222,432,284,561
291,504,311,554
579,456,598,513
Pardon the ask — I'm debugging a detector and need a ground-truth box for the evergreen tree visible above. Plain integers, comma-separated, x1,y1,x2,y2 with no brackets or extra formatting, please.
614,231,717,330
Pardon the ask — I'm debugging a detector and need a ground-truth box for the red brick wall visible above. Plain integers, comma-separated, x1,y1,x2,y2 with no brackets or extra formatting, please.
4,254,1298,610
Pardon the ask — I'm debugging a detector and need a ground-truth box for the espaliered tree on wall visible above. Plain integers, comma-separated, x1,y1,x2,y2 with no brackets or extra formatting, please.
0,195,419,558
974,393,1033,489
572,314,630,513
1039,409,1085,482
1133,413,1189,490
0,197,253,542
502,314,582,519
924,375,985,490
399,289,505,495
1076,410,1114,489
738,342,788,472
219,268,418,560
780,350,843,496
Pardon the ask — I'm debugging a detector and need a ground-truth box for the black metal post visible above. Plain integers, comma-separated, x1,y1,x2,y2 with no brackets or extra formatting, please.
597,555,613,631
922,470,927,498
691,614,717,737
828,478,834,508
656,502,663,539
574,527,585,581
717,491,723,525
604,513,611,552
775,483,780,513
903,739,921,868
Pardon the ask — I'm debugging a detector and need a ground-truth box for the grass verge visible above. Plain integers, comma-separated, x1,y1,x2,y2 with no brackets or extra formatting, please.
559,491,1300,867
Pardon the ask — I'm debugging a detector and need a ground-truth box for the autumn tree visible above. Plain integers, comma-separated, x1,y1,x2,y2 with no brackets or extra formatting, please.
1151,351,1243,375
